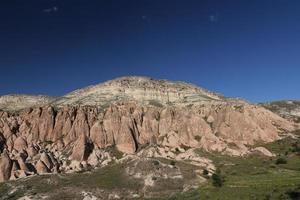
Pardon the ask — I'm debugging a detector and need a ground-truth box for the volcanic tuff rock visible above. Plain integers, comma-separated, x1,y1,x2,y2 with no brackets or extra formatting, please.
0,76,298,182
0,150,12,182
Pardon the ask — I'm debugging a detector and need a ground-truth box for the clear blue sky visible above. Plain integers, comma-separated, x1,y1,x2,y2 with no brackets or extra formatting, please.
0,0,299,102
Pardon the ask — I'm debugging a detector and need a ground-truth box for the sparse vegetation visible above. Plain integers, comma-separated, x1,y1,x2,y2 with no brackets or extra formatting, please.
187,137,300,200
1,137,300,200
148,100,164,107
108,146,124,159
44,140,54,145
175,147,180,153
0,163,142,199
260,101,300,123
291,142,300,153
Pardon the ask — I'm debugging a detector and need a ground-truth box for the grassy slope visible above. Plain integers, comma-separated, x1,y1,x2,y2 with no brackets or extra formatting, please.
0,163,142,200
194,156,300,200
163,137,300,200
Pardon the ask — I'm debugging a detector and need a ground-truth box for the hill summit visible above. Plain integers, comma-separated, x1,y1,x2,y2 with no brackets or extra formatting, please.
1,76,223,112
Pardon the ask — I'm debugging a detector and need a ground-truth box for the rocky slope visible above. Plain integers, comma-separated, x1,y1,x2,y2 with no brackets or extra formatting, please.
51,76,223,108
0,95,56,112
0,76,298,185
260,100,300,123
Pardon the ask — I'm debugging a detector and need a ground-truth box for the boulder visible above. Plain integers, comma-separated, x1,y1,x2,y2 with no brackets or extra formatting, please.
251,147,274,157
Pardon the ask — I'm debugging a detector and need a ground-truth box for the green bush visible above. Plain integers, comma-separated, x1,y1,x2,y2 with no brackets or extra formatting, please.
275,157,287,165
291,143,300,153
286,187,300,200
263,192,271,200
170,160,176,166
212,168,224,187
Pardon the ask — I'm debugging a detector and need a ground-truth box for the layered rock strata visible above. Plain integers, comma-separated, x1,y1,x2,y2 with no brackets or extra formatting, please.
0,101,294,182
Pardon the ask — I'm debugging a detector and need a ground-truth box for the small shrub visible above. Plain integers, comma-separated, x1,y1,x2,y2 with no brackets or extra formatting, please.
212,173,223,187
194,135,202,142
170,160,176,166
110,146,124,159
292,129,300,135
202,169,209,176
186,104,193,108
286,187,300,200
153,160,160,166
291,143,300,153
270,164,277,168
278,193,290,200
275,157,287,165
263,193,271,200
180,145,190,151
44,141,53,145
211,168,224,187
148,100,163,107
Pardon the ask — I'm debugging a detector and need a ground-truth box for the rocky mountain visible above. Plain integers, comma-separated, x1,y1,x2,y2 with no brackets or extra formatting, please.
0,77,222,112
0,76,299,199
260,100,300,123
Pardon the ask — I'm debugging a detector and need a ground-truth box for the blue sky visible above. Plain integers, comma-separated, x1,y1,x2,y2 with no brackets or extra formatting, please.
0,0,299,102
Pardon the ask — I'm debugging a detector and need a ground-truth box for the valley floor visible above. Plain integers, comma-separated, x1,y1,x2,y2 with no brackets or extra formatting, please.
1,137,300,200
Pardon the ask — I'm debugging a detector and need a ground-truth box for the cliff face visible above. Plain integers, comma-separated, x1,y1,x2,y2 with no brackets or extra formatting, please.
0,102,294,182
0,77,297,182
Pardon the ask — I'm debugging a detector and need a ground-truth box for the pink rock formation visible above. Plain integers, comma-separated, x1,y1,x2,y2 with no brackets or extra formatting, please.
70,133,91,161
0,150,12,182
0,77,297,182
35,160,50,174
